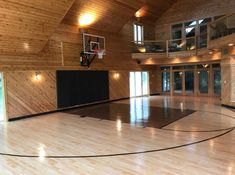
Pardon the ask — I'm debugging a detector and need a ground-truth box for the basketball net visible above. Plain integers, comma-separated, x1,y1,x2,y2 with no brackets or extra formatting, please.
94,49,105,59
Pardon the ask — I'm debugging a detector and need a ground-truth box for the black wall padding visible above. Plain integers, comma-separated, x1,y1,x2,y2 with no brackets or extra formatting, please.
56,70,109,108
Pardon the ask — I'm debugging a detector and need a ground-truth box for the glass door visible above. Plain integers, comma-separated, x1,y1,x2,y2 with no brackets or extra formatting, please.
135,72,142,96
214,69,221,95
199,70,209,94
173,71,183,94
162,71,170,93
130,72,136,97
0,73,5,121
185,71,194,94
130,72,149,97
142,72,149,95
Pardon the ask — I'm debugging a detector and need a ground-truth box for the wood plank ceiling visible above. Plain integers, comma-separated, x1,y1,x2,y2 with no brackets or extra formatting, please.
62,0,177,32
140,0,178,22
0,0,176,55
0,0,75,55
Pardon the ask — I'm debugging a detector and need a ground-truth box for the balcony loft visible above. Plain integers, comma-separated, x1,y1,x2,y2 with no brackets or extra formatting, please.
132,13,235,65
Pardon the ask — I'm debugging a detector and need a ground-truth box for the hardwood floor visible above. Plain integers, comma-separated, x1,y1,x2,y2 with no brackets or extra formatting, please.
0,96,234,174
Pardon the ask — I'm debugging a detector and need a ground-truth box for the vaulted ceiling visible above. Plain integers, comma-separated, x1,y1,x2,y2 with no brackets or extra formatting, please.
0,0,75,54
0,0,176,55
139,0,177,22
62,0,177,32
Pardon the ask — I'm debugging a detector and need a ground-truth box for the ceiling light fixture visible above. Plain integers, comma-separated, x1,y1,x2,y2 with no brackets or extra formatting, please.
228,43,234,47
135,11,142,18
135,6,147,18
79,13,95,27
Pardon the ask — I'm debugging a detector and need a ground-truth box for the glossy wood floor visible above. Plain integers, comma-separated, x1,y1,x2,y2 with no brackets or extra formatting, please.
0,96,235,174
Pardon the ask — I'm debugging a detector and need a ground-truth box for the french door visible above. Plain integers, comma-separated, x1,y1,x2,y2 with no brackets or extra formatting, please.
173,70,195,95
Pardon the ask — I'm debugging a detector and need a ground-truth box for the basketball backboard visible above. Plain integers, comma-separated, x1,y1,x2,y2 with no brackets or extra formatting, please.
83,33,105,55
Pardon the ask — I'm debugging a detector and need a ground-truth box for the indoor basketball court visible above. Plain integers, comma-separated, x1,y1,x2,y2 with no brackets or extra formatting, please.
0,0,235,174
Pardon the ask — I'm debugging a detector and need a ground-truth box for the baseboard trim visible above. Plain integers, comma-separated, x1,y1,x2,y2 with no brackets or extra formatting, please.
150,93,161,96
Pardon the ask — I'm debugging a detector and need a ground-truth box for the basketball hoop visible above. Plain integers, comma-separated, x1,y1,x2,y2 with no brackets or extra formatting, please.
95,49,105,59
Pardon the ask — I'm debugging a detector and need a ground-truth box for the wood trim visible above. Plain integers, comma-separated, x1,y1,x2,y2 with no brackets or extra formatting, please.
61,41,65,66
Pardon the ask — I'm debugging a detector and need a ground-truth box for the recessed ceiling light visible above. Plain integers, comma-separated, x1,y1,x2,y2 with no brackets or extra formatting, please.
23,43,29,49
228,43,234,47
209,51,213,54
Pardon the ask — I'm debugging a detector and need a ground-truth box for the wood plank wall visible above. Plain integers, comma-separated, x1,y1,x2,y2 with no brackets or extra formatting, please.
0,19,155,71
4,71,57,119
4,69,158,119
149,69,162,94
109,71,130,100
221,46,235,107
1,19,156,119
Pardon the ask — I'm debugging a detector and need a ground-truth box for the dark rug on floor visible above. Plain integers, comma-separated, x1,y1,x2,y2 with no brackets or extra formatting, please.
64,103,195,129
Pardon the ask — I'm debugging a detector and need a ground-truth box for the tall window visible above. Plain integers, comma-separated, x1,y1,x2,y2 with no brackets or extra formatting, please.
171,17,212,49
134,23,144,44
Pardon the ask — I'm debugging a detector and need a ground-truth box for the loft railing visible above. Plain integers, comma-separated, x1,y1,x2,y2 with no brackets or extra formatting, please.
132,37,198,55
132,40,167,53
208,13,235,40
132,13,235,57
167,37,197,52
